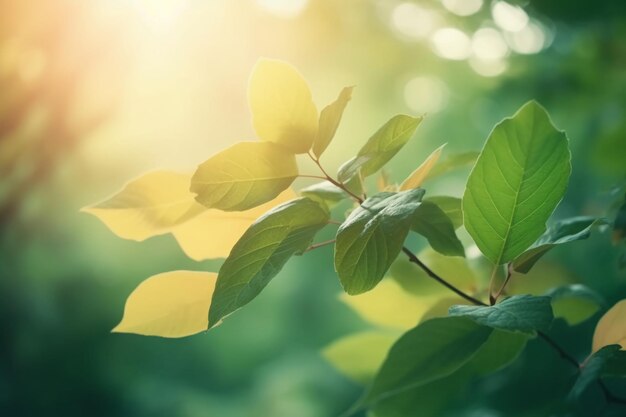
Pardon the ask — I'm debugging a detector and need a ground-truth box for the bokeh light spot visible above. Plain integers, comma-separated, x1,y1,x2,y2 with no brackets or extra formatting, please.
404,76,449,114
431,28,471,60
492,1,529,32
441,0,483,17
391,3,441,40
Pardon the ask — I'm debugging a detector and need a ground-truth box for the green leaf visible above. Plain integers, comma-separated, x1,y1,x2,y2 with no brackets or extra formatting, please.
423,196,462,229
209,198,328,326
411,201,465,257
424,150,479,181
613,195,626,244
463,101,571,265
338,115,422,181
363,317,493,406
547,284,604,326
191,141,298,211
323,331,399,385
248,58,318,154
570,345,626,399
369,328,527,417
312,86,353,158
335,189,425,295
449,294,553,335
512,217,605,273
300,181,348,206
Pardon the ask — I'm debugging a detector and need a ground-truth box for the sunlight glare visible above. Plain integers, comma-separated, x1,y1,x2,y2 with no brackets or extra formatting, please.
257,0,309,18
133,0,188,28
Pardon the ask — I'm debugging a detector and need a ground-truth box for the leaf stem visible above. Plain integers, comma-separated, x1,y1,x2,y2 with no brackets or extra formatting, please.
304,239,336,252
492,265,513,304
307,152,364,203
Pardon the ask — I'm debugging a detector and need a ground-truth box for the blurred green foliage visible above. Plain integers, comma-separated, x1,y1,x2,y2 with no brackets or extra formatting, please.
1,0,625,416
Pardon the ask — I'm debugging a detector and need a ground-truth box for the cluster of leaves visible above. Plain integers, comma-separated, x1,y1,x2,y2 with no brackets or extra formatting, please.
84,59,626,415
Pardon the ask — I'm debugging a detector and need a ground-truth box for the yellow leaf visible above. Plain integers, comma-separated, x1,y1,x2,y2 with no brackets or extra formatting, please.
82,171,204,241
323,331,399,384
113,271,217,338
248,58,318,153
592,299,626,352
190,141,298,211
312,86,353,158
340,279,445,330
399,144,446,191
171,188,297,260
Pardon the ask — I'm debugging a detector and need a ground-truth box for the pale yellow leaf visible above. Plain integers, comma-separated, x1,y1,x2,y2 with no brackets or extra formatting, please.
340,279,446,330
191,141,298,211
323,331,399,384
171,188,297,260
592,299,626,352
399,144,446,191
248,58,318,153
113,271,217,338
82,171,204,241
312,86,353,158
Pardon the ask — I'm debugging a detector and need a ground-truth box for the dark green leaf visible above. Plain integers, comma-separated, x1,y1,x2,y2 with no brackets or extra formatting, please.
463,101,572,265
364,317,493,406
335,189,425,295
411,201,465,257
547,284,604,326
512,217,605,273
337,115,422,181
449,294,553,335
209,198,328,326
369,328,527,417
423,196,462,229
570,345,626,399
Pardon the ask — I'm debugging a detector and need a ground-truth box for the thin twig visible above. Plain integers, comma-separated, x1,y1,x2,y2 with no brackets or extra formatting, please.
307,152,364,203
400,245,626,406
401,246,487,306
493,266,513,303
305,239,336,253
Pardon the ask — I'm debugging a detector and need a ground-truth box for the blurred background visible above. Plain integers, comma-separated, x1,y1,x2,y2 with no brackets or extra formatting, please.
1,0,625,416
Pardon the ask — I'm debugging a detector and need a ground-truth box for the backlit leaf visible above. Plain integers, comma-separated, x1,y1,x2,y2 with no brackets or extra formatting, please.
449,294,553,335
338,115,422,181
191,141,298,211
83,171,205,241
171,189,296,260
312,86,353,158
512,217,605,273
323,331,399,385
335,189,425,295
209,198,329,326
248,58,318,153
424,150,479,181
463,101,571,265
592,299,626,353
340,279,443,330
411,201,465,257
547,284,604,326
399,144,445,190
113,271,217,338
